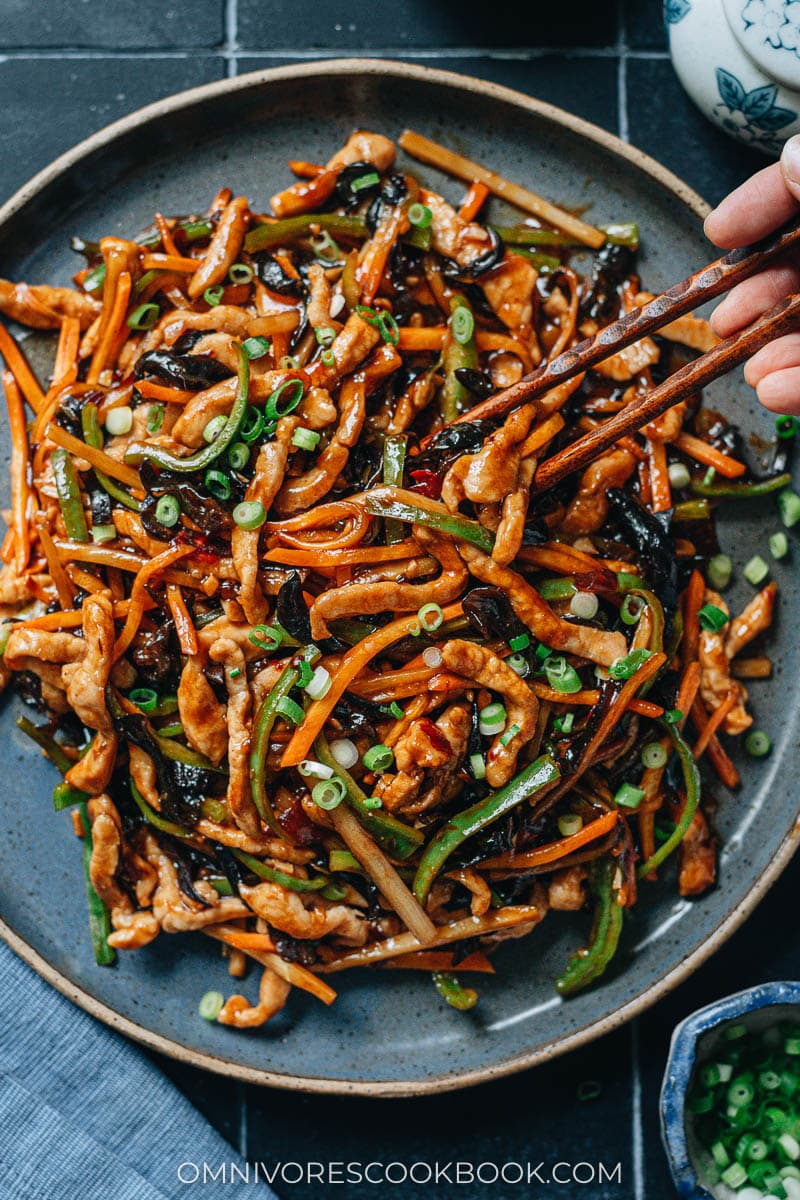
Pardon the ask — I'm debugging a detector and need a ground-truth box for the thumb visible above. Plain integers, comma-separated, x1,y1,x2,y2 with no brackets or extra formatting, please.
780,134,800,202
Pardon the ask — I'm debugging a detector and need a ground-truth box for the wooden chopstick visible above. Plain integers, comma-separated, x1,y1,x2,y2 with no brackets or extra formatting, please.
534,291,800,493
458,212,800,427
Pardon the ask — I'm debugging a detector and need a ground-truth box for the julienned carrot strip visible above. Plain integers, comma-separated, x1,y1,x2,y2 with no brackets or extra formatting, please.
88,269,132,384
281,603,464,767
134,379,194,405
140,253,199,273
0,323,45,412
113,544,194,662
386,950,495,973
458,180,490,222
154,212,180,258
530,684,601,705
0,528,14,563
359,204,409,305
397,326,445,352
264,540,419,567
210,929,276,953
46,423,142,489
479,810,620,870
35,520,75,610
682,569,705,666
3,372,30,574
205,926,337,1005
32,382,93,444
693,689,737,759
629,699,665,719
675,431,746,479
647,437,672,513
13,599,146,632
580,652,667,763
166,583,198,656
676,661,701,726
690,697,741,788
53,317,81,387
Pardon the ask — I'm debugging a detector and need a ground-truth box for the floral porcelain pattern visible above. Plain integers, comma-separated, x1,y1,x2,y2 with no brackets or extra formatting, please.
665,0,692,22
741,0,800,56
715,66,798,149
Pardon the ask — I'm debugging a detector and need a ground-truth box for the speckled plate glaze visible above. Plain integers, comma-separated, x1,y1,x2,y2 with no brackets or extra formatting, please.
0,59,797,1097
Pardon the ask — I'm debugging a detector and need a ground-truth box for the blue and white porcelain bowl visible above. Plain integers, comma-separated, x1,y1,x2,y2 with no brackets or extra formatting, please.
667,0,800,155
661,982,800,1198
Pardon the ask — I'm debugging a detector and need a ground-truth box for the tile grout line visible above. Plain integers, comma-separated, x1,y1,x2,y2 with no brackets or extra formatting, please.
225,0,238,77
237,1080,248,1160
616,0,630,144
0,45,671,62
631,1021,645,1200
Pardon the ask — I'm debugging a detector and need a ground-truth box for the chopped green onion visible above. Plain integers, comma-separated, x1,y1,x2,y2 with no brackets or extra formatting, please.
744,554,770,586
276,695,304,725
204,468,231,501
242,335,271,360
509,633,531,652
315,325,336,346
228,441,250,471
298,759,334,780
152,495,179,529
720,1163,748,1189
608,648,653,681
297,661,314,688
729,1077,756,1108
312,777,346,811
777,415,798,439
203,415,227,444
698,603,729,632
321,348,335,367
451,305,474,345
388,702,404,720
553,712,574,734
330,737,358,769
499,722,521,747
708,553,733,590
506,653,529,677
558,814,583,837
479,702,507,736
228,262,253,284
105,406,133,436
569,591,598,620
279,354,300,370
770,531,789,559
129,687,158,713
82,263,106,293
350,170,380,192
408,202,432,229
469,752,486,780
417,602,443,632
703,467,717,487
620,594,644,625
248,624,283,651
232,500,266,530
778,488,800,528
745,729,771,757
91,523,116,544
240,406,265,444
614,782,645,810
668,461,691,489
641,741,668,769
543,655,582,694
362,744,394,772
146,403,164,434
182,219,212,240
311,230,342,261
203,285,224,306
126,302,159,331
305,664,331,700
291,426,320,451
265,378,304,422
198,990,224,1021
356,303,400,346
200,797,228,823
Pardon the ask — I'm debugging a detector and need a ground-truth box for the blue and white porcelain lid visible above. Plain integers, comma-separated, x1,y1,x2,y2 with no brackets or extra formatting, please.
723,0,800,89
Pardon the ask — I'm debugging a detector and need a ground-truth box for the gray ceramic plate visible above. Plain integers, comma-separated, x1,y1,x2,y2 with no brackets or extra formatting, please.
0,60,797,1097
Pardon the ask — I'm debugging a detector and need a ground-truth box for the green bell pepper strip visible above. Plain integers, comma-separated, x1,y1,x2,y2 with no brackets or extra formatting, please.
250,646,320,838
363,487,495,553
382,434,408,545
153,730,225,773
52,447,89,541
16,716,90,810
315,734,424,860
413,754,560,905
672,499,710,522
432,971,478,1011
209,876,234,896
690,472,792,500
555,856,623,996
53,782,88,811
245,214,369,253
537,577,578,601
232,848,329,893
441,295,478,423
130,777,190,838
81,402,141,512
125,342,249,472
637,721,700,878
510,248,561,272
492,222,639,250
77,801,116,966
328,617,380,645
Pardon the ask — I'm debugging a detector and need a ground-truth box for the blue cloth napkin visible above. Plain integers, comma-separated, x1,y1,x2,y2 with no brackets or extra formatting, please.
0,940,276,1200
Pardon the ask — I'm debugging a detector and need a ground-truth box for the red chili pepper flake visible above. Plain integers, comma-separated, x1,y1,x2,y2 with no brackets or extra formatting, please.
409,468,442,499
419,717,451,756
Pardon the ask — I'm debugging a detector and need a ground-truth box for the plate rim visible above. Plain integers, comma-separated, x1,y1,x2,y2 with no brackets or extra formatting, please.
1,55,792,1098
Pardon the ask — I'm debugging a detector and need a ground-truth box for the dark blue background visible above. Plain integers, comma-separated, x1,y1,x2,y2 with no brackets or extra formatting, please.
0,3,787,1196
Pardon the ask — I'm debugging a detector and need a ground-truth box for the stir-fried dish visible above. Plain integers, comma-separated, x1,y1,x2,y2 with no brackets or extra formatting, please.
0,128,792,1027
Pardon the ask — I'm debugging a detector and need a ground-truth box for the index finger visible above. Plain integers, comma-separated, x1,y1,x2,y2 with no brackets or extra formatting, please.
704,160,799,249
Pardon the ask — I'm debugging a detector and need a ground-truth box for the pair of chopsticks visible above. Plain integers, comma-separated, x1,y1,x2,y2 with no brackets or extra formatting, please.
456,214,800,492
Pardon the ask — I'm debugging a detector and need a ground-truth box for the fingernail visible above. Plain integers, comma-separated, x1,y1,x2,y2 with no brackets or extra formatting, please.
781,135,800,184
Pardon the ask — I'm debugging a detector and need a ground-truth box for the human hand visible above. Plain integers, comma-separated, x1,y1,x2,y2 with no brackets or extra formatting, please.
705,135,800,415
